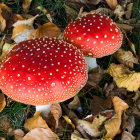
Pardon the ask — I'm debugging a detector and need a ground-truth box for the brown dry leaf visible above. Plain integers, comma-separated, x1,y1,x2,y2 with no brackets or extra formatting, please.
23,0,33,12
105,63,140,91
125,116,135,133
23,128,60,140
71,130,87,140
78,114,107,137
0,92,6,112
63,115,75,129
121,131,135,140
35,22,61,38
124,32,136,56
0,3,11,31
132,90,140,101
0,43,16,62
49,103,62,129
12,15,38,43
24,111,49,132
114,48,139,68
116,23,134,32
105,0,118,9
105,96,128,138
86,0,101,5
68,95,81,110
114,5,125,21
125,3,133,20
90,96,112,116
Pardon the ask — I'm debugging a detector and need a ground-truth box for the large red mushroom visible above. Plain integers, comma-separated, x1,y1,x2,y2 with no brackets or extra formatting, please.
63,14,123,70
0,37,88,114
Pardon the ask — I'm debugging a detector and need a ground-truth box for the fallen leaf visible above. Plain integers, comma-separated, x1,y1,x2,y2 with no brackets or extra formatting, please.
68,95,81,110
112,96,129,119
71,130,87,140
125,3,133,20
13,129,25,140
23,128,60,140
0,43,16,62
0,137,5,140
132,90,140,101
114,5,125,21
63,115,75,129
24,111,49,132
124,32,136,56
114,48,139,68
90,96,112,116
104,63,140,91
105,0,118,9
35,22,61,38
125,116,135,133
105,96,129,138
49,103,62,129
86,0,101,5
78,114,107,137
0,92,6,112
121,131,135,140
23,0,33,12
12,15,38,43
116,23,134,32
88,73,103,84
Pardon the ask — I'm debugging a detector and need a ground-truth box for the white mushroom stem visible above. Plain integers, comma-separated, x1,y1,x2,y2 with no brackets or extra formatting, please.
84,57,98,71
36,104,52,117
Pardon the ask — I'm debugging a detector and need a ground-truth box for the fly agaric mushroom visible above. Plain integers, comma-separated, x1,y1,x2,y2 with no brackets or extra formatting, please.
63,14,123,70
0,37,87,114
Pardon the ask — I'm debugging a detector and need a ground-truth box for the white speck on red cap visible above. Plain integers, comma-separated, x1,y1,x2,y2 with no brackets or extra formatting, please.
0,37,88,105
63,14,123,58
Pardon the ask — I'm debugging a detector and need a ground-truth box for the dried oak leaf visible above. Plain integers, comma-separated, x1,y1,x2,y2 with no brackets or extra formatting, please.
23,128,60,140
0,92,6,112
90,96,112,116
114,48,139,69
116,23,134,32
105,63,140,91
23,0,33,12
24,111,49,132
35,22,61,38
105,96,129,138
49,103,62,129
78,114,107,137
121,131,135,140
125,116,135,133
105,0,118,9
12,15,38,43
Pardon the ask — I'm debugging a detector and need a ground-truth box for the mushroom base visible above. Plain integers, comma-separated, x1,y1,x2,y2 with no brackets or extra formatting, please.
84,57,98,71
36,104,52,117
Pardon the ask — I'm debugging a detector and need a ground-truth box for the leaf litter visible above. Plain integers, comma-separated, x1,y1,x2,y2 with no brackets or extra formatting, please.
0,0,139,139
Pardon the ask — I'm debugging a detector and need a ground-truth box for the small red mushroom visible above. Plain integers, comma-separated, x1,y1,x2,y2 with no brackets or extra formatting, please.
63,14,123,70
0,37,87,114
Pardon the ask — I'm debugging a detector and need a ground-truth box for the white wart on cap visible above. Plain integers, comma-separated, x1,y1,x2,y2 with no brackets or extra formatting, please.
0,37,88,105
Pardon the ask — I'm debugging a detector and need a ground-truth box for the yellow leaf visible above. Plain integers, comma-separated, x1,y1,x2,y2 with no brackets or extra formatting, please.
105,96,128,138
105,0,118,9
0,92,6,112
24,111,49,132
114,48,139,68
35,22,61,38
71,130,87,140
112,96,129,119
23,128,60,140
105,63,140,91
78,114,107,137
23,0,33,12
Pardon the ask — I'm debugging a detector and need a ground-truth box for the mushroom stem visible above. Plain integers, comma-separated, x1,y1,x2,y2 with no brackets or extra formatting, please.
84,57,98,71
36,104,52,117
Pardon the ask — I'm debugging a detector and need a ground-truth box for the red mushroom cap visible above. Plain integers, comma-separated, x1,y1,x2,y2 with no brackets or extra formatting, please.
0,37,87,105
63,14,123,58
